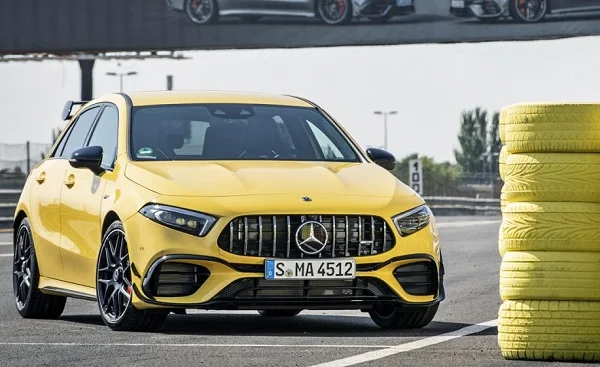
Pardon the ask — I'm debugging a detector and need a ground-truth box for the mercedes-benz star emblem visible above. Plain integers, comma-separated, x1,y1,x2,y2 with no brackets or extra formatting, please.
295,221,328,255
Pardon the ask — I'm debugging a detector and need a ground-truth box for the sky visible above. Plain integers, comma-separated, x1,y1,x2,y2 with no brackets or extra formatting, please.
1,35,599,163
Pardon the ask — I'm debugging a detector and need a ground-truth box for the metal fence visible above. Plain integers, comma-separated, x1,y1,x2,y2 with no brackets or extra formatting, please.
0,142,52,189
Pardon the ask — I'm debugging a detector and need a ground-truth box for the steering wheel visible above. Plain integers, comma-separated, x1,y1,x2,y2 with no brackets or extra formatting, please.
239,148,280,159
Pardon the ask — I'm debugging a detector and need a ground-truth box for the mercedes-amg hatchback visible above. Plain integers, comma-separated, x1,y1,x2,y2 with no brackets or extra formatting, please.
13,91,444,331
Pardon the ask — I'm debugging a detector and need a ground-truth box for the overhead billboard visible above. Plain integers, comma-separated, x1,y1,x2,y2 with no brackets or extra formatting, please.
1,0,600,55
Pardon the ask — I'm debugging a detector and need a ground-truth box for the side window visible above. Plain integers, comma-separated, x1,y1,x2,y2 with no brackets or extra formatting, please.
87,106,119,168
306,120,344,160
58,107,100,158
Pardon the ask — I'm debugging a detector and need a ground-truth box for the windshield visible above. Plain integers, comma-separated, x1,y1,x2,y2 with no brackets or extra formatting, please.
129,104,361,162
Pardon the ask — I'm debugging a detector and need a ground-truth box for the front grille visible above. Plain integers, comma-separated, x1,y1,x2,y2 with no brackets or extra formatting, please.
215,277,394,300
217,215,396,259
394,261,438,296
148,262,210,297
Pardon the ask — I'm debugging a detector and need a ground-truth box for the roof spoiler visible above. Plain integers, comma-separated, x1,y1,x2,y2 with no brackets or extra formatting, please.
61,100,90,121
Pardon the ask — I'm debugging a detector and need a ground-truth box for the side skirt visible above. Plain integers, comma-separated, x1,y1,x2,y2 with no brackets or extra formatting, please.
38,277,97,301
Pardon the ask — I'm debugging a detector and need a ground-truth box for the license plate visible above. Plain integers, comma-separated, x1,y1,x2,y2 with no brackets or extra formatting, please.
451,0,465,8
265,259,356,280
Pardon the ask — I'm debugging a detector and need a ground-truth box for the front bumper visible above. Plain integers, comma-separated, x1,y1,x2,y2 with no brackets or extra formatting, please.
357,0,416,17
449,0,507,18
131,253,445,310
123,204,443,311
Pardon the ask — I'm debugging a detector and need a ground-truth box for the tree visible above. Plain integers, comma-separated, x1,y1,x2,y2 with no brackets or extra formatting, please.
454,107,502,173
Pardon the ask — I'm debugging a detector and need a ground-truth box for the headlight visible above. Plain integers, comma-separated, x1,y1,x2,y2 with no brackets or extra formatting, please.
139,204,217,237
392,205,432,237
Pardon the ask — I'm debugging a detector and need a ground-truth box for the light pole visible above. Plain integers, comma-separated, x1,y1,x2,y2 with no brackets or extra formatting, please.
106,63,138,92
373,110,397,151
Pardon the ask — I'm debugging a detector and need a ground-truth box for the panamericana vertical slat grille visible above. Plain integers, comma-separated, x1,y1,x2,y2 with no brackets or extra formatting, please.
217,215,396,258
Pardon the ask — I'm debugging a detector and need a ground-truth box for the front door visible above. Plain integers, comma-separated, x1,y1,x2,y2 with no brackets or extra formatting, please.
59,104,119,288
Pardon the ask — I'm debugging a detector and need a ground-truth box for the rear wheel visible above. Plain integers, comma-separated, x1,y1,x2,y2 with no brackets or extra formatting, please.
316,0,353,25
258,310,302,317
186,0,219,24
96,221,168,331
369,304,439,329
509,0,547,23
13,218,66,319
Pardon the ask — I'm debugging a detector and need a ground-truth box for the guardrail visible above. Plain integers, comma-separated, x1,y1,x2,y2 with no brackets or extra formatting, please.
0,191,501,231
0,190,20,230
423,196,501,216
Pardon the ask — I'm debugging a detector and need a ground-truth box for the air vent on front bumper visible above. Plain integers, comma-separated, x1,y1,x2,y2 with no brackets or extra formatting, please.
215,277,395,300
394,261,439,296
217,215,396,259
147,262,210,297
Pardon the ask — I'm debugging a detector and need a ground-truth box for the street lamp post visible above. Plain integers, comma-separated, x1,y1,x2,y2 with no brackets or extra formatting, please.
106,63,138,92
373,110,397,151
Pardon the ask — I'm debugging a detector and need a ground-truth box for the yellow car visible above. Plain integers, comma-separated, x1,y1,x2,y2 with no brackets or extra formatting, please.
12,91,444,331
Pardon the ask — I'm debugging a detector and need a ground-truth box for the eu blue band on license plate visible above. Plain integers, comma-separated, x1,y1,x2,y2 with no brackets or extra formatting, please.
264,259,356,280
265,259,276,279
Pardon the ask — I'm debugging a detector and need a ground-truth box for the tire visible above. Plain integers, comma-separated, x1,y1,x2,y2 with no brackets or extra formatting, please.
96,221,168,331
498,300,600,362
500,251,600,301
13,218,67,319
499,202,600,255
500,103,600,153
257,310,302,317
316,0,353,25
369,304,438,329
186,0,218,25
501,153,600,203
509,0,548,23
499,145,508,181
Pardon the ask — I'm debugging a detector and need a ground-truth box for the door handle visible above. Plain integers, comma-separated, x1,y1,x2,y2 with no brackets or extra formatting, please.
35,172,46,184
64,174,75,188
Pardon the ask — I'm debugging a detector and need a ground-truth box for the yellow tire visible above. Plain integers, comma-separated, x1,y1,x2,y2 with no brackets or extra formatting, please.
500,251,600,301
499,202,600,255
499,145,508,181
501,153,600,203
498,300,600,362
501,103,600,154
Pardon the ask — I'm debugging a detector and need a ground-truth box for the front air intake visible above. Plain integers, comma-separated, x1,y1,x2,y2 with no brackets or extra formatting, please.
394,261,438,296
148,262,210,297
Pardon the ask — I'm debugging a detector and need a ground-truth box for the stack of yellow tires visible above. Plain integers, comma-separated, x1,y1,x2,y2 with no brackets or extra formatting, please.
498,103,600,362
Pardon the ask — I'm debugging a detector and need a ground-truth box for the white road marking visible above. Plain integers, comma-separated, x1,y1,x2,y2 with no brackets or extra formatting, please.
0,342,388,348
308,319,498,367
0,253,13,257
0,242,12,246
436,220,501,228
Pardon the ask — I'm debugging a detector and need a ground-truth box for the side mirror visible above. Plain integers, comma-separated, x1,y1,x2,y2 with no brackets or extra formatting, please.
366,148,396,170
69,146,104,174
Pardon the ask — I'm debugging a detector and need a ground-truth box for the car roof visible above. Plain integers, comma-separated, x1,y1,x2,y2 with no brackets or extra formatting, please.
122,90,313,108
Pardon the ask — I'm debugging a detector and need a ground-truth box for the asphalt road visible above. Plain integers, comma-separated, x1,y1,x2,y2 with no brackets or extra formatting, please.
3,0,600,55
0,217,593,367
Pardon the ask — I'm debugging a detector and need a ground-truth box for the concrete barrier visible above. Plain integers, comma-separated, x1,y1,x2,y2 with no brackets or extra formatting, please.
0,191,501,230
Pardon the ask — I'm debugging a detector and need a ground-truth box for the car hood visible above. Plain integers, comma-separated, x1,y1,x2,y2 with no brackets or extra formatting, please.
124,160,418,199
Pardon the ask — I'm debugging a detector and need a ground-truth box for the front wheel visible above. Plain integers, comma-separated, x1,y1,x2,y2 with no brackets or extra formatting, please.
369,304,439,329
509,0,547,23
258,310,302,317
96,221,168,331
316,0,353,25
186,0,219,25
